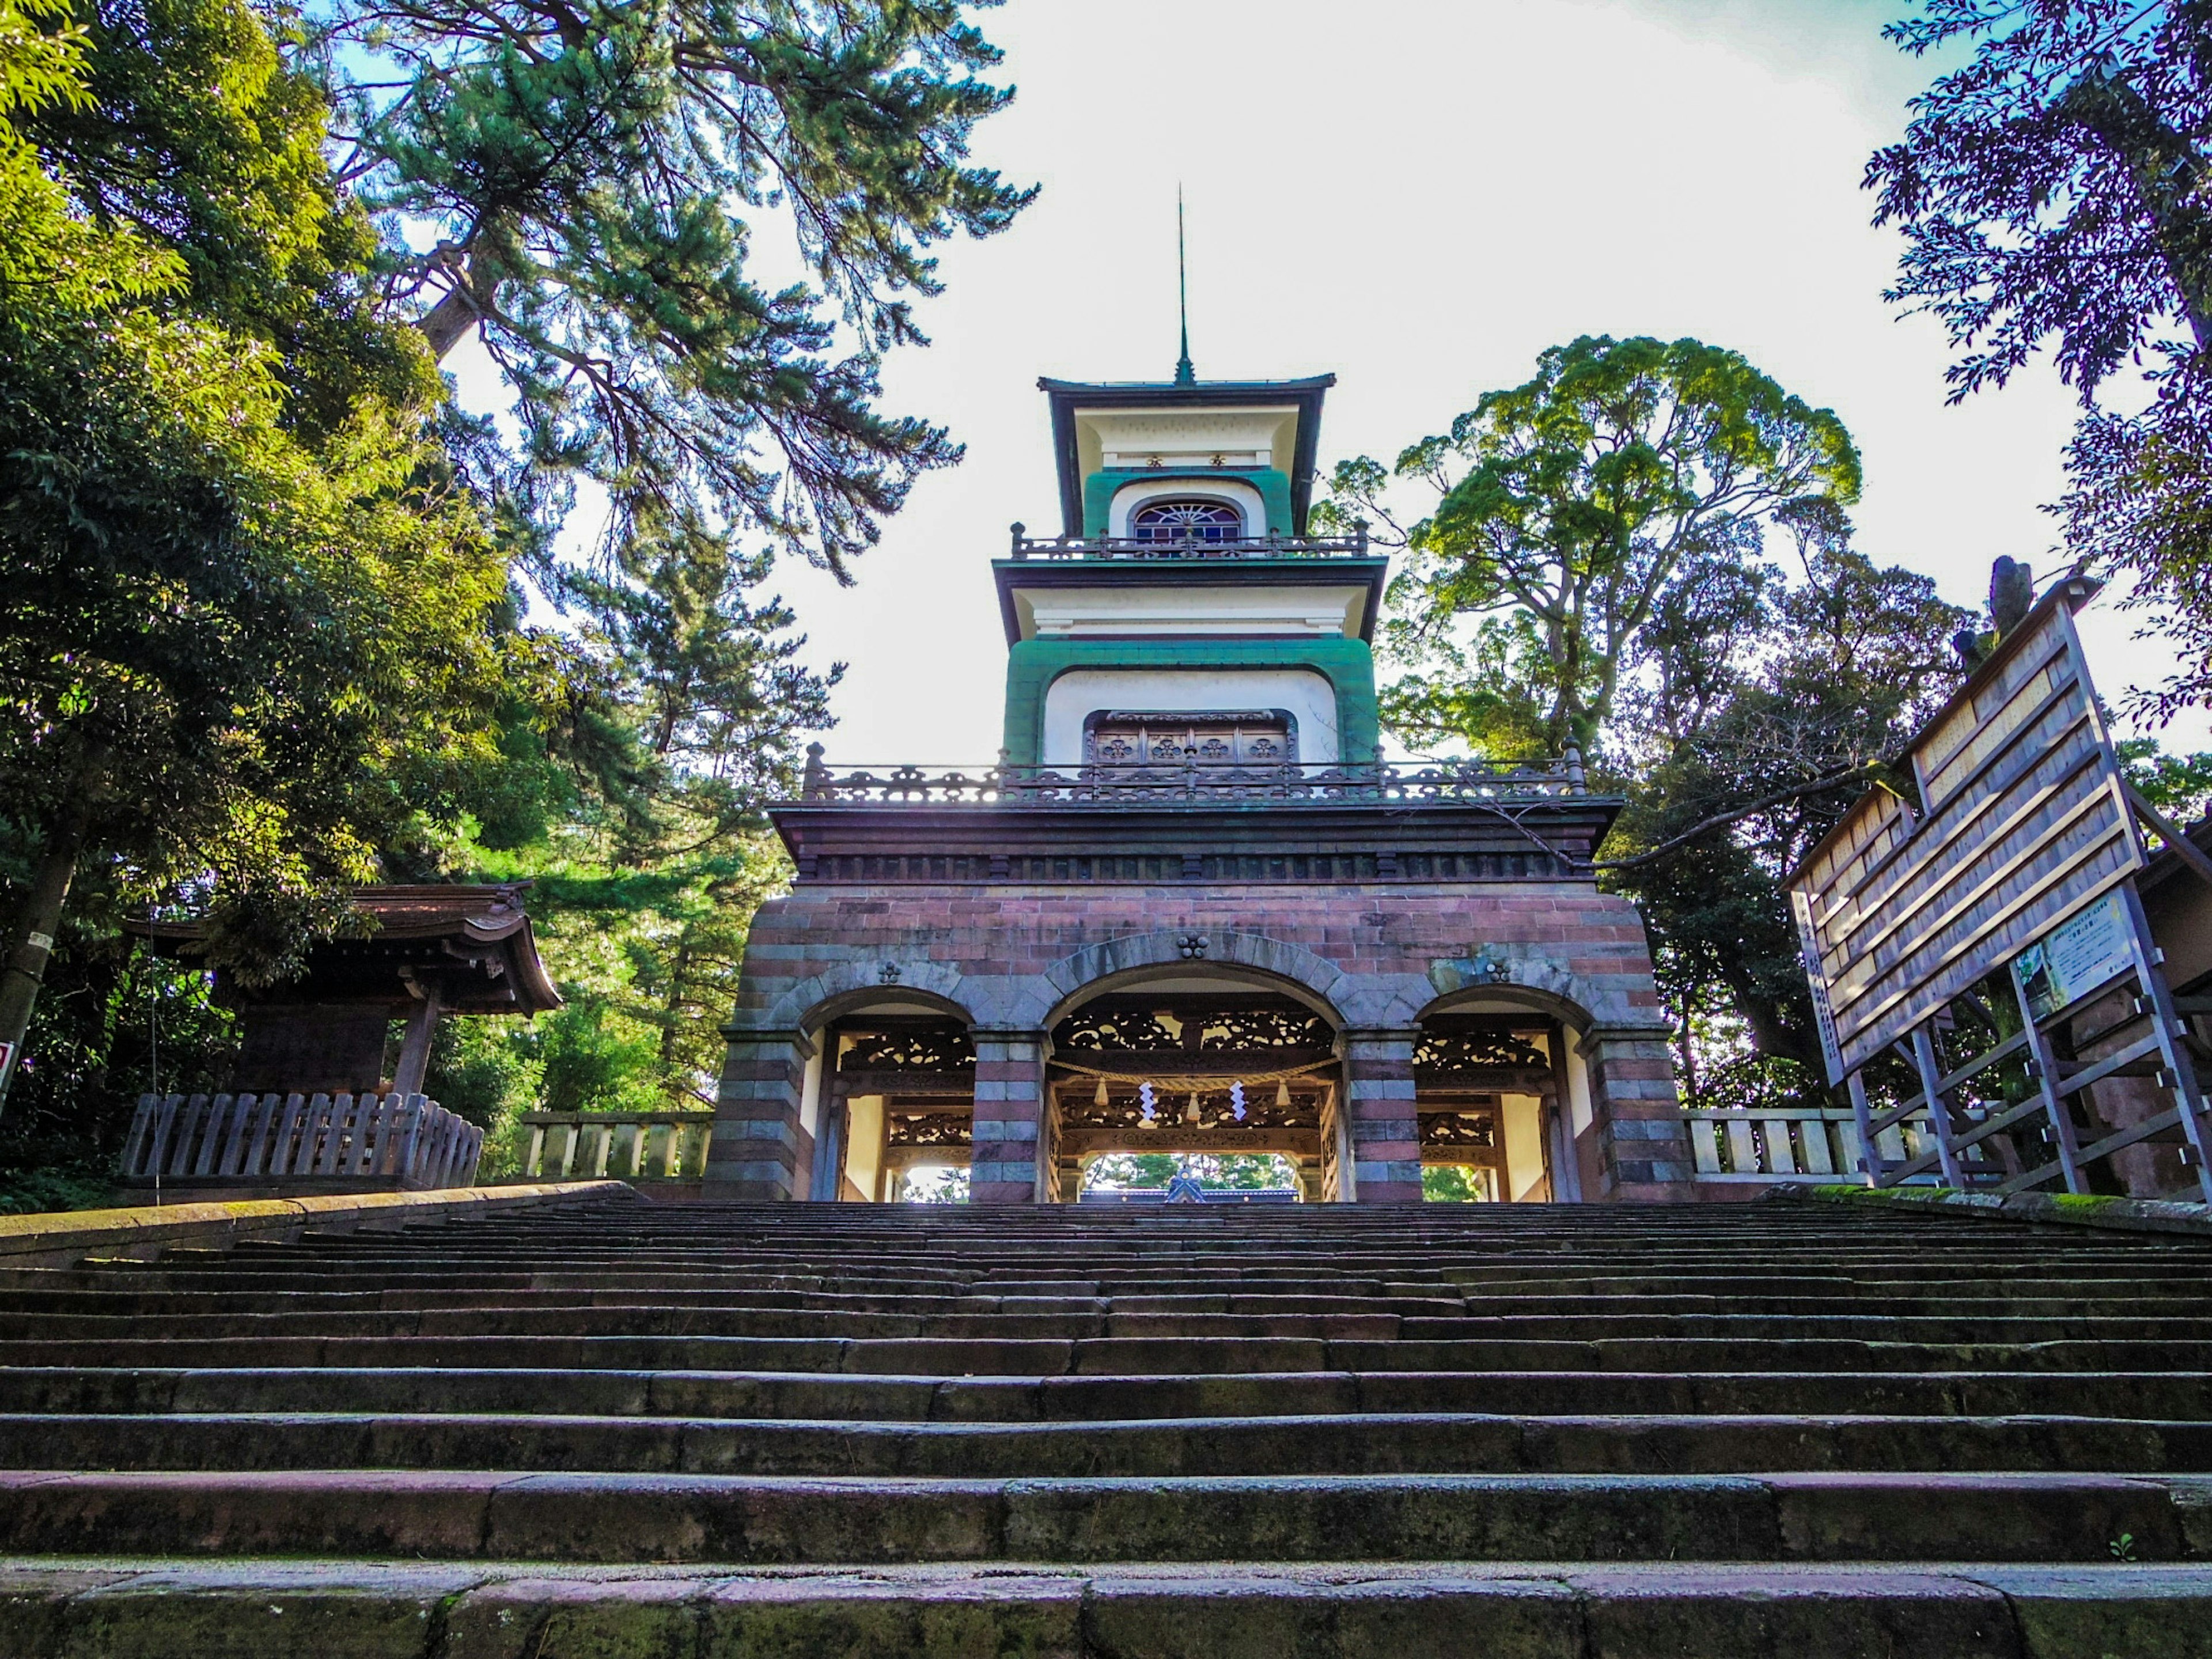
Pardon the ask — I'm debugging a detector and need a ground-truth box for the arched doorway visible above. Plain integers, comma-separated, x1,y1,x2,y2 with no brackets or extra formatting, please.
807,1008,976,1201
1413,999,1588,1202
1040,969,1347,1202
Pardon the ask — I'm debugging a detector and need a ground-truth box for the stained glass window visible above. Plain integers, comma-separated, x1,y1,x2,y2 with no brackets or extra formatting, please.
1129,500,1243,544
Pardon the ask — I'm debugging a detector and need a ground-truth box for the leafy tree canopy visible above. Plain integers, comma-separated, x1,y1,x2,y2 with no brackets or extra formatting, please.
316,0,1035,573
1604,516,1972,1084
1870,2,2212,718
1,0,510,1022
1320,336,1862,758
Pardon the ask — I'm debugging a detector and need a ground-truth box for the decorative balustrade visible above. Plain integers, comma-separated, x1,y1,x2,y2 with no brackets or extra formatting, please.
1681,1107,1876,1183
516,1112,715,1182
1007,524,1370,561
119,1091,483,1192
796,754,1590,807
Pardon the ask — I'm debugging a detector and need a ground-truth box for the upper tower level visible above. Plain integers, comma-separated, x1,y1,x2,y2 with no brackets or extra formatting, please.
995,373,1387,768
1039,373,1335,541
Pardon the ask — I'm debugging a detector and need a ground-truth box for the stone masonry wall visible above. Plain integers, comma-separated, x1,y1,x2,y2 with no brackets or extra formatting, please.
709,880,1689,1202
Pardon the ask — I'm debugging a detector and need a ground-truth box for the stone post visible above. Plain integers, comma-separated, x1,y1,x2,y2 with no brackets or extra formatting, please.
971,1032,1046,1203
705,1029,811,1200
1585,1027,1691,1200
1344,1031,1422,1204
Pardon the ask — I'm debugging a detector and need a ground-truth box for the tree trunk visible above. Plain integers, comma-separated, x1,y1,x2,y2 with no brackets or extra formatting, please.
2062,69,2212,351
419,281,484,362
0,762,103,1119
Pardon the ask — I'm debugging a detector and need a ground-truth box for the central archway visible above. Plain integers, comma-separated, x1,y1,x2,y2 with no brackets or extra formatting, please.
1040,964,1348,1202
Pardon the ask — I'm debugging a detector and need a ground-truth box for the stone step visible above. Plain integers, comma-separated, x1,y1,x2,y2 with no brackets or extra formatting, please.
5,1365,2211,1422
17,1306,2212,1349
3,1556,2203,1659
5,1331,2209,1376
0,1468,2197,1563
16,1282,2212,1319
5,1409,2210,1476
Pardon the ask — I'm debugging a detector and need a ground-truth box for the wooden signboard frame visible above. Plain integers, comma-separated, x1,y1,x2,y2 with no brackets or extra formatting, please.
1788,575,2212,1203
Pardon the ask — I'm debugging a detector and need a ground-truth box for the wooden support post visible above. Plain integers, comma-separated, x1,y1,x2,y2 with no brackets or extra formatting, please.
2009,966,2088,1194
1907,1026,1968,1188
391,978,446,1097
2118,879,2212,1207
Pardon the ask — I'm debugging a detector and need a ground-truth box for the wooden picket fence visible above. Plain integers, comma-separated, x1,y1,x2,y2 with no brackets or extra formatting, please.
119,1091,483,1192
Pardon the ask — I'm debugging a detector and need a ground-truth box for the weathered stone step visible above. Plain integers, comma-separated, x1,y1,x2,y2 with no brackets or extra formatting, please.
7,1409,2209,1477
5,1365,2210,1422
4,1556,2203,1658
7,1332,2209,1375
0,1468,2196,1563
16,1305,2212,1350
14,1282,2211,1320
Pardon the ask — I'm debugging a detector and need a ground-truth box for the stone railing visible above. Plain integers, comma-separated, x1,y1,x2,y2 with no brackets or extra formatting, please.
1007,524,1370,560
1682,1107,1875,1184
796,753,1589,806
516,1112,715,1181
120,1092,483,1192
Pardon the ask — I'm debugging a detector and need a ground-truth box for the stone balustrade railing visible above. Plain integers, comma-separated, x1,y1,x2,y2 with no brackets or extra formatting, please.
795,755,1590,806
517,1112,715,1182
120,1091,483,1192
1681,1107,1877,1184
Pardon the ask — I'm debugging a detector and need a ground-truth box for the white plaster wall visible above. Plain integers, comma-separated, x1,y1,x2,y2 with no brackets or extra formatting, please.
1078,407,1297,475
1041,669,1340,764
1502,1093,1548,1202
1017,583,1363,639
1563,1027,1594,1135
797,1045,824,1138
843,1096,884,1201
1107,478,1267,537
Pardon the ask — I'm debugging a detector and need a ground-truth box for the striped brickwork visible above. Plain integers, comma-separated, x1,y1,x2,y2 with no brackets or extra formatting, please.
707,1033,810,1200
1344,1033,1421,1205
969,1036,1046,1205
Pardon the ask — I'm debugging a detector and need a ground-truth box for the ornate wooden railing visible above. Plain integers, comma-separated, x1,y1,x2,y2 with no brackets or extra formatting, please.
120,1091,483,1191
515,1112,715,1181
1007,524,1371,560
796,753,1589,806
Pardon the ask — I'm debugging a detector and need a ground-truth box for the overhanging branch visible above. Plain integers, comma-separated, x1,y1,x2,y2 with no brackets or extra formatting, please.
1595,762,1887,873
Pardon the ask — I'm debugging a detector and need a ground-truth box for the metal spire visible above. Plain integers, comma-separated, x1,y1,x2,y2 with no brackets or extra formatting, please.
1174,187,1195,387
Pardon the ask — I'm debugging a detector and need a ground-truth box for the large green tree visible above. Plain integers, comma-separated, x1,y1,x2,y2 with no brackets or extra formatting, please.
1320,336,1862,759
1603,517,1972,1091
0,0,510,1115
316,0,1033,573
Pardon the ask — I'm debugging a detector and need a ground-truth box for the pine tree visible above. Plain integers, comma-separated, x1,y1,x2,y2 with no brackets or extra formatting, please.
316,0,1035,572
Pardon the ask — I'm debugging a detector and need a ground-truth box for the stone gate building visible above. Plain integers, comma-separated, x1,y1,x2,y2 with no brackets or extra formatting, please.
703,368,1691,1203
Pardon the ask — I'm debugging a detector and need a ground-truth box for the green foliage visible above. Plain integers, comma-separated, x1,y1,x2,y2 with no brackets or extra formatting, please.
1322,335,1862,757
1082,1154,1296,1192
1421,1165,1491,1203
0,0,1012,1188
2120,737,2212,828
317,0,1035,573
0,0,513,971
1608,521,1970,1090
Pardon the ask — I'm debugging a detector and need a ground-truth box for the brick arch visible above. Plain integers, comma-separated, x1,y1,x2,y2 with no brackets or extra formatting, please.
1416,950,1637,1033
753,956,986,1036
1016,929,1352,1032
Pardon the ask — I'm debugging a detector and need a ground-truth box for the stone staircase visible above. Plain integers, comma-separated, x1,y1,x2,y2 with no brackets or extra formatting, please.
2,1194,2211,1654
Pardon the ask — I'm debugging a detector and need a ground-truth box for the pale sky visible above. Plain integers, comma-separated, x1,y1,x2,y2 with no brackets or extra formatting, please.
454,0,2209,764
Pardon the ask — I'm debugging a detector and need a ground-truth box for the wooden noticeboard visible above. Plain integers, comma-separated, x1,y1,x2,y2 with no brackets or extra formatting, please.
1789,578,2144,1084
